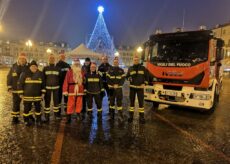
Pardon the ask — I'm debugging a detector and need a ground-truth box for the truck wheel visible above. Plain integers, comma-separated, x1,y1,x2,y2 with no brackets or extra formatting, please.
152,102,160,110
210,88,219,112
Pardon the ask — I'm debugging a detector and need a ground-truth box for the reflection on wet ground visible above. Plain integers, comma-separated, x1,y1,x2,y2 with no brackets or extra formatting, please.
0,69,230,163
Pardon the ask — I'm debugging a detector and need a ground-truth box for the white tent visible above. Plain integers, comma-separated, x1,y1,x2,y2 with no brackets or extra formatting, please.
67,44,103,61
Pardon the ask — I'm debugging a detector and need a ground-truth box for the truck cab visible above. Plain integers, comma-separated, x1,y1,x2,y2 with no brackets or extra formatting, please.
143,30,224,111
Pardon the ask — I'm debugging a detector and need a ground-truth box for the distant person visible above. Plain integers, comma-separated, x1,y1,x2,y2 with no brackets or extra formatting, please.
56,53,70,116
84,62,105,120
106,57,126,121
98,56,112,98
81,57,91,119
7,53,29,124
43,54,61,122
17,60,46,126
126,55,149,124
63,58,84,124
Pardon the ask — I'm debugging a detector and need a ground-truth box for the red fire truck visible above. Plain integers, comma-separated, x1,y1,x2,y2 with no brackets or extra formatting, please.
142,30,224,111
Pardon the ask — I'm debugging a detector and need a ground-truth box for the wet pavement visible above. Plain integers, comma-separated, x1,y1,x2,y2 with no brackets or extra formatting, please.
0,68,230,164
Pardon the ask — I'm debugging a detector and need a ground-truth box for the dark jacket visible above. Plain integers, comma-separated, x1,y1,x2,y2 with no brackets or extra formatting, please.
56,60,70,85
84,71,104,94
7,62,29,93
18,70,46,102
98,63,112,82
126,64,149,88
106,66,126,88
82,63,91,75
43,64,61,90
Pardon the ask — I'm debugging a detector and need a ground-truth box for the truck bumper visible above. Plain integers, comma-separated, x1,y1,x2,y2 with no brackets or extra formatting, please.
144,84,214,110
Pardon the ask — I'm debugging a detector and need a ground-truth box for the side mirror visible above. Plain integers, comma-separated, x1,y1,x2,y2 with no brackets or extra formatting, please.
217,39,224,47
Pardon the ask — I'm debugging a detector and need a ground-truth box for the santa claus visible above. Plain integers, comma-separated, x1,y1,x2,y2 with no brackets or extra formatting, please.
63,58,84,123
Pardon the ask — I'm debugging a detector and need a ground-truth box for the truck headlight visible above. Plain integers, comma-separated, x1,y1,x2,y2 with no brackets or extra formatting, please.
191,93,211,100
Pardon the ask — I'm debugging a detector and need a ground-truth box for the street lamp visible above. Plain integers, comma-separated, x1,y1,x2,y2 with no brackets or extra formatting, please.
25,40,33,62
46,48,52,54
0,24,3,32
137,47,143,53
115,51,120,57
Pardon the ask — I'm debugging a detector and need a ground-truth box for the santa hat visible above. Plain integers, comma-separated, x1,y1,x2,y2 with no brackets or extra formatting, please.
72,58,80,62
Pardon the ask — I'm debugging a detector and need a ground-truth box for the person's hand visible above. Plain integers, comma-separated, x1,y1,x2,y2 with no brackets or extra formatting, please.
63,92,68,96
114,84,118,89
19,95,24,99
141,84,145,88
129,77,132,82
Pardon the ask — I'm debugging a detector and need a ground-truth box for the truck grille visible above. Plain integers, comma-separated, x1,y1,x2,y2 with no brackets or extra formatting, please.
156,72,204,85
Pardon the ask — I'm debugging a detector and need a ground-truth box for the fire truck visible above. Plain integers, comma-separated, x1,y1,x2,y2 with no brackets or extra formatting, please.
142,30,224,111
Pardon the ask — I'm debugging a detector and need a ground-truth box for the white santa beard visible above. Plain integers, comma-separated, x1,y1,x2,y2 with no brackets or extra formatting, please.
72,65,82,85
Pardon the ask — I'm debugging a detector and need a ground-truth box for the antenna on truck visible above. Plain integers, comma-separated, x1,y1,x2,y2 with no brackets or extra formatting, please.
182,9,186,32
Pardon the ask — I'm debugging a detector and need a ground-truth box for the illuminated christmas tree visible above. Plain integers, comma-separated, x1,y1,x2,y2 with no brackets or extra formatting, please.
87,6,116,63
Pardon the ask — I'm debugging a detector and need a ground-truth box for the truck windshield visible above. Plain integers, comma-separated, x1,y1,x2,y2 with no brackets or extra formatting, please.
151,39,209,63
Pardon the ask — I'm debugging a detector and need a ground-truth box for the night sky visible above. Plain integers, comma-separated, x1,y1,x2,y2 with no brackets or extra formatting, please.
1,0,230,48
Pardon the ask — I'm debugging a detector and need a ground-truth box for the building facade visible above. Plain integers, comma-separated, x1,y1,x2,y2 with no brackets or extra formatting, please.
0,40,70,66
213,23,230,59
116,46,136,67
212,23,230,77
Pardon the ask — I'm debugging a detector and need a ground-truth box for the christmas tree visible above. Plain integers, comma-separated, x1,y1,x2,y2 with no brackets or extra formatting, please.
87,6,116,63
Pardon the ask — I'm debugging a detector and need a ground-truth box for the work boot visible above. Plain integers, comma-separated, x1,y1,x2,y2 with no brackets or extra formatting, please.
81,113,85,121
55,112,62,120
118,110,124,122
97,111,102,120
36,115,42,126
128,112,134,123
109,109,115,121
139,113,145,124
76,113,81,121
24,117,31,126
87,111,93,120
44,113,50,123
12,117,20,124
29,115,35,124
66,114,71,124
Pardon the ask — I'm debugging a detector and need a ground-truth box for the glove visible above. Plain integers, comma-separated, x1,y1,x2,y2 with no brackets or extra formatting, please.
63,92,68,97
114,84,118,89
100,91,105,98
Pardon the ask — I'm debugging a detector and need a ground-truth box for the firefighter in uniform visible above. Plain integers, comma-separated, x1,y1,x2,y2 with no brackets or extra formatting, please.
98,56,112,98
43,54,61,122
63,58,84,124
18,60,46,126
126,55,149,124
56,53,70,115
106,57,126,121
7,53,29,124
81,57,91,119
85,62,105,119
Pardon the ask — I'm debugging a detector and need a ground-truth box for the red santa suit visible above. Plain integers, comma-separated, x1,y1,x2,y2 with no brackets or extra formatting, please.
63,62,84,115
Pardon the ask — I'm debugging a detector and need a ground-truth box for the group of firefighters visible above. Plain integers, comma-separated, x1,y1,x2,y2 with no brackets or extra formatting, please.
7,52,149,126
